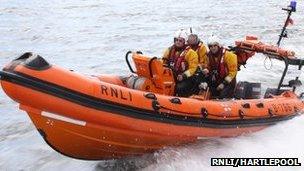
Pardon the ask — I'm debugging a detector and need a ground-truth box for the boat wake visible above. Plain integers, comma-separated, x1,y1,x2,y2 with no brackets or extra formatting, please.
92,114,304,171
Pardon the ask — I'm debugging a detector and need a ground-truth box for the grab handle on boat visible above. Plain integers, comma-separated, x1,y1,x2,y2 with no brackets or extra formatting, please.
238,110,245,119
152,100,161,111
125,51,136,73
201,108,208,119
144,92,157,100
268,109,274,117
170,97,182,104
256,103,264,108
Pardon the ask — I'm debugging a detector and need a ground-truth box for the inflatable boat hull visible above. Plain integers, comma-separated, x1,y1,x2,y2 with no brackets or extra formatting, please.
1,54,303,160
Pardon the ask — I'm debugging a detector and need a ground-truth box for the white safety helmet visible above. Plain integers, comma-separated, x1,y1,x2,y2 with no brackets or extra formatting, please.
207,35,221,47
174,29,189,42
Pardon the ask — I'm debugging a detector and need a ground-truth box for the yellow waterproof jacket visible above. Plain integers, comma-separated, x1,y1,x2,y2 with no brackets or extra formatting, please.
182,48,199,77
195,42,208,69
162,46,198,77
222,51,238,82
202,49,237,83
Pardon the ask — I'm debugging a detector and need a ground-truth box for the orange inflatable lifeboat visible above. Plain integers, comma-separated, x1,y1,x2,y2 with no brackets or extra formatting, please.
1,51,303,160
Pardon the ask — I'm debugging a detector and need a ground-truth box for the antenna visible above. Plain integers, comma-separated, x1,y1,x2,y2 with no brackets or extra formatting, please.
277,1,297,47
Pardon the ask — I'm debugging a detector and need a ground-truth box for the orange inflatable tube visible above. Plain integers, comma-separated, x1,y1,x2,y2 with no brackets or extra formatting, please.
0,52,303,160
235,35,296,58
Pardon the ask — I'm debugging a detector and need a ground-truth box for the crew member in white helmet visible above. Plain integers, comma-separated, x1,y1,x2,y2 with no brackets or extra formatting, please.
162,29,199,97
202,35,238,98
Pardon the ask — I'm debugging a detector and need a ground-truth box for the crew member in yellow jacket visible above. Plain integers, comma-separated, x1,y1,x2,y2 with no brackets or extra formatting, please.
187,34,208,70
162,29,199,97
202,35,238,98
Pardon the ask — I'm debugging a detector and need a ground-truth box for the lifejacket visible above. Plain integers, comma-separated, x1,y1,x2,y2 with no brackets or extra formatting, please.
167,45,181,66
208,48,228,83
168,46,190,75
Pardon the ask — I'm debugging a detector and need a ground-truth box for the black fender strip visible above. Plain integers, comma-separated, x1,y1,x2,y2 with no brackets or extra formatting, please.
0,70,299,128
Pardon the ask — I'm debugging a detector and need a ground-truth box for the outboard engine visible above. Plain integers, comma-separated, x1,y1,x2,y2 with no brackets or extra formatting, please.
235,81,261,99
